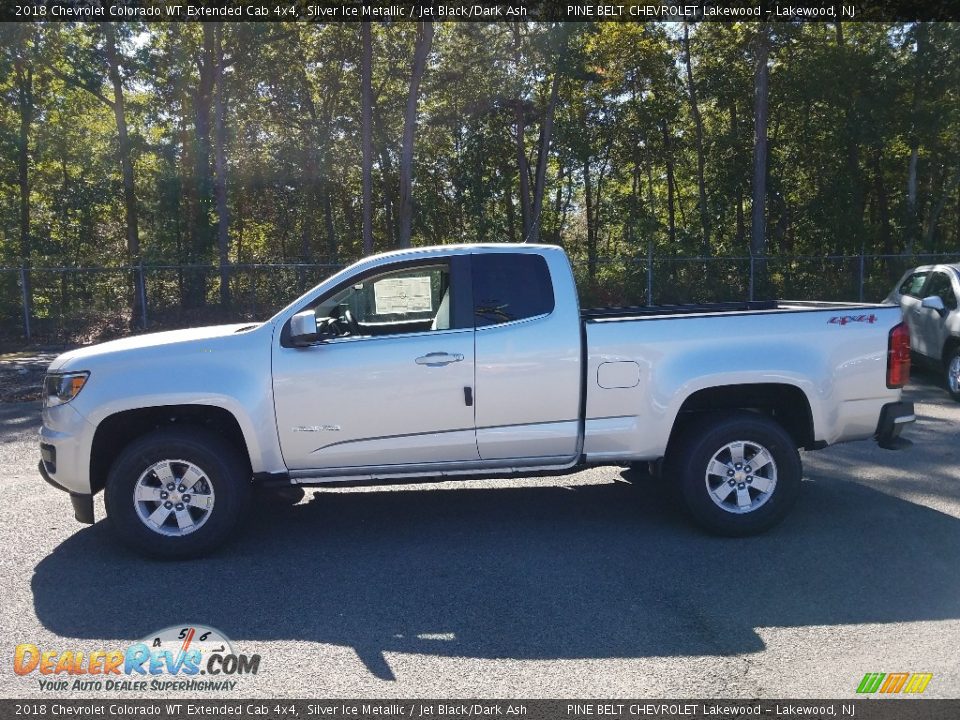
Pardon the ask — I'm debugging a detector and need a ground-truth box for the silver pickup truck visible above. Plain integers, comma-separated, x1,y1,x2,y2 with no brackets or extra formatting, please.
39,244,914,557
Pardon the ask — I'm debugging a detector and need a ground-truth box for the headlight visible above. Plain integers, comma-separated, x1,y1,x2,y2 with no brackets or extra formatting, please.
43,372,89,408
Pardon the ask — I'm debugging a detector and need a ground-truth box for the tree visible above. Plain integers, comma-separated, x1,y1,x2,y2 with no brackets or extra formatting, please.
212,23,232,308
398,21,433,248
1,21,958,336
185,25,216,309
361,23,373,255
750,24,771,262
103,25,144,325
528,25,568,244
12,28,35,327
683,22,710,255
43,25,147,323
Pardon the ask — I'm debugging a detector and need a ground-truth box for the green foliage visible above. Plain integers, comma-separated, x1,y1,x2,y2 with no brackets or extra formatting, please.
0,21,958,334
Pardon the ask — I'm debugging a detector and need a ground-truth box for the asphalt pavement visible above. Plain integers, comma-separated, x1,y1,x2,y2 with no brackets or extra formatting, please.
1,370,958,699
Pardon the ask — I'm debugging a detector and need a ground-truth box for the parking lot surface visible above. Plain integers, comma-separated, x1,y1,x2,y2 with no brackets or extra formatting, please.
1,370,958,698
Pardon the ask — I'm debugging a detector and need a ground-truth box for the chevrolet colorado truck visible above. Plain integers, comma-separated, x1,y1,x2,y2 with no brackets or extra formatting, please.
39,244,915,557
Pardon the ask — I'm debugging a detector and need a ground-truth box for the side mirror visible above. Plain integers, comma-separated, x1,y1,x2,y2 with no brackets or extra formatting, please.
290,310,319,346
921,295,947,315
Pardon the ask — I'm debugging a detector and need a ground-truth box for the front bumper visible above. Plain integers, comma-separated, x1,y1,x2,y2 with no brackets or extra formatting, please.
38,401,96,523
876,400,915,450
38,460,94,524
38,401,94,491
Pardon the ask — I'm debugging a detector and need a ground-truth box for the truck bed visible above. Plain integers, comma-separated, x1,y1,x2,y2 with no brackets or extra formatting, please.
581,299,905,463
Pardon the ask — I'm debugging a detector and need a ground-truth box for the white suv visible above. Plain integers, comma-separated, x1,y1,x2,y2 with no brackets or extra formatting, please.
887,264,960,400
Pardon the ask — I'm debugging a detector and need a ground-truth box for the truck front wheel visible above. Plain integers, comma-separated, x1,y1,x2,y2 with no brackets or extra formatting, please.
671,411,801,536
104,428,251,558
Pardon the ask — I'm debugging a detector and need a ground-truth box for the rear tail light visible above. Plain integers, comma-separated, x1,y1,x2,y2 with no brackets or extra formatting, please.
887,322,910,389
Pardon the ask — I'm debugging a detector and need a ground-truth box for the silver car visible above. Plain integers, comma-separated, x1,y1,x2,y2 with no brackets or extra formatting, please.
887,264,960,400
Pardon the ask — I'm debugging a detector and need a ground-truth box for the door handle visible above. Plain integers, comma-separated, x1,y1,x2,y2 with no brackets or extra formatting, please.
415,352,464,367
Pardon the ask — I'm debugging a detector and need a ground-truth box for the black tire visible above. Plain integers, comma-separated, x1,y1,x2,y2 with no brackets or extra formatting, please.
669,411,802,537
104,427,251,559
945,347,960,402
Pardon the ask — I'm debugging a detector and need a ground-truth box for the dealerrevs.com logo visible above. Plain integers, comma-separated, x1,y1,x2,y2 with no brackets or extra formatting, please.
13,624,260,693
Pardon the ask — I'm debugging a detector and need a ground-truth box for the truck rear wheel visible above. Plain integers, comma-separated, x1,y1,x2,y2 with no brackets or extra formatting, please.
104,428,251,558
670,411,801,536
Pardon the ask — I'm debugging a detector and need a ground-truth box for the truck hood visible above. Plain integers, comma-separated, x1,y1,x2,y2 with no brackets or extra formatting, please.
48,323,265,373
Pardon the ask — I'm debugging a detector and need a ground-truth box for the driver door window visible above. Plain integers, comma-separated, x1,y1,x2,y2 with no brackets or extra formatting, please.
316,264,451,339
922,272,958,311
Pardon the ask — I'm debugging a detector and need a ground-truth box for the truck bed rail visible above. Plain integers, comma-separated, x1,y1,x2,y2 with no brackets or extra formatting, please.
582,300,779,320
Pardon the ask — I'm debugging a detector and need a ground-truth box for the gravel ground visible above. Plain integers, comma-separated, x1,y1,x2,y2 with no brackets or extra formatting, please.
0,351,60,403
0,370,958,699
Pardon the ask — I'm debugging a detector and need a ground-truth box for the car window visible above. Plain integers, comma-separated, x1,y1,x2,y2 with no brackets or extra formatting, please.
472,253,554,327
317,263,452,336
923,272,958,310
899,272,929,298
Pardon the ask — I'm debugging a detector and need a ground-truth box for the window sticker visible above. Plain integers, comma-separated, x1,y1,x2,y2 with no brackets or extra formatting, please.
373,276,433,314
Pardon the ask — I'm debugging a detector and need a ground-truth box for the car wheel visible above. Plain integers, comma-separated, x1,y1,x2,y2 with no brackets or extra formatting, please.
946,348,960,402
104,427,251,558
670,411,802,537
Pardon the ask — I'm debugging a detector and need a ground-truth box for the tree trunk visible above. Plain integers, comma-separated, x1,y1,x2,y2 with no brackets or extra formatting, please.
186,25,216,309
373,107,398,247
176,107,191,302
397,21,433,248
925,167,960,250
361,22,374,255
560,167,574,243
683,23,710,256
14,46,33,326
514,99,531,241
504,164,516,244
835,22,866,258
300,149,318,267
323,183,337,264
528,67,562,244
584,158,596,279
626,157,638,248
750,25,770,259
103,25,143,327
662,123,676,246
906,146,919,255
905,22,928,255
212,23,231,308
874,151,899,285
872,149,895,281
295,55,338,265
594,140,613,257
730,100,746,247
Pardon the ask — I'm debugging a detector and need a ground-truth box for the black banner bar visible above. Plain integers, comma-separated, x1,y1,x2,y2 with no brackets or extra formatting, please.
1,0,958,23
2,700,960,720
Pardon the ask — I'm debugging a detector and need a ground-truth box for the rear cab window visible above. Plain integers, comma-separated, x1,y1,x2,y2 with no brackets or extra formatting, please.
472,253,554,327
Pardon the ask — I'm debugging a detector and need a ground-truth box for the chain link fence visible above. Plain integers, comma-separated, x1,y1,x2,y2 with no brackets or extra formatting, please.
570,252,957,307
1,253,957,344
